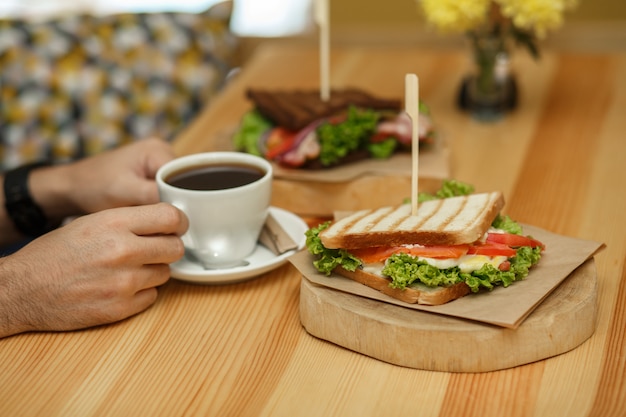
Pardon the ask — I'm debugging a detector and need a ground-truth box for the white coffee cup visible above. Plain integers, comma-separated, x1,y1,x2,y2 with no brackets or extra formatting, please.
156,152,272,269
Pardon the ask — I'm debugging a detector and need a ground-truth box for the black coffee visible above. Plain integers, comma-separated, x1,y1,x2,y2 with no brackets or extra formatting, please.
165,164,265,191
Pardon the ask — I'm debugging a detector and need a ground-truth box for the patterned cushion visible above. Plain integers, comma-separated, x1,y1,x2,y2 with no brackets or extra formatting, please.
0,10,237,170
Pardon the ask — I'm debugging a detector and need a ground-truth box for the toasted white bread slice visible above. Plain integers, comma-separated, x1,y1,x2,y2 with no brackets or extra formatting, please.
319,191,504,249
334,266,471,305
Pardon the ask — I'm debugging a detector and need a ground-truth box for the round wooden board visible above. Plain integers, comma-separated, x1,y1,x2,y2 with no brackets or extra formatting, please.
299,259,598,373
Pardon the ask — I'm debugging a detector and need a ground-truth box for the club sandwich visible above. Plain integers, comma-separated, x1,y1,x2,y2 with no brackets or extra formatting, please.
233,88,435,169
305,190,545,305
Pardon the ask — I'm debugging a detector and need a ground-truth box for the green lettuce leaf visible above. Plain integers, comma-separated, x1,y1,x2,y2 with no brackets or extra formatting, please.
417,179,475,203
305,222,362,275
367,137,397,159
383,253,463,289
316,106,380,166
232,110,272,156
491,213,523,235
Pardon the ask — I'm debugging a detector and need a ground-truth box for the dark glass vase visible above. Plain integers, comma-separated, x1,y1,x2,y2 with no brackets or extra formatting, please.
457,33,518,122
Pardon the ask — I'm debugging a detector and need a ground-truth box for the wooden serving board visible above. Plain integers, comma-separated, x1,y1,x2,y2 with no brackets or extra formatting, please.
299,259,598,373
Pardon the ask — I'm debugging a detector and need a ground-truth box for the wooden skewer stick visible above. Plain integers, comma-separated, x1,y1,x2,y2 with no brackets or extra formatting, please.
405,73,419,216
315,0,330,101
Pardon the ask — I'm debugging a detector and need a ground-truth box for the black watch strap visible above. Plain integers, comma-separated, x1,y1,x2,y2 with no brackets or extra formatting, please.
3,162,51,237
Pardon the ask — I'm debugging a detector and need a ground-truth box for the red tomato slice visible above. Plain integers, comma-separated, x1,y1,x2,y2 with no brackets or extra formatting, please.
350,244,469,264
349,247,399,264
487,233,545,250
264,127,297,159
401,245,470,259
467,241,517,257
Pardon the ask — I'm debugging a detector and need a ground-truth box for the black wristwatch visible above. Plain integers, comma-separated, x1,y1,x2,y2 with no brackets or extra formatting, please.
3,161,51,237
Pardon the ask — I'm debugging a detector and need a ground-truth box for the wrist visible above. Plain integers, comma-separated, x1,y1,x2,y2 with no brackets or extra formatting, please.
29,163,82,222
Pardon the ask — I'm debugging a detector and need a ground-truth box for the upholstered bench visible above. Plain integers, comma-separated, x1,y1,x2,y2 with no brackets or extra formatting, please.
0,6,237,170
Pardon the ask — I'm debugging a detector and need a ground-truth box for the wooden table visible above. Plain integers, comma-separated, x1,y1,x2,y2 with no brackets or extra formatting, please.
1,43,625,417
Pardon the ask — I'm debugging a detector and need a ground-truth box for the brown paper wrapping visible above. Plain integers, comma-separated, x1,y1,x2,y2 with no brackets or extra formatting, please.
289,225,604,329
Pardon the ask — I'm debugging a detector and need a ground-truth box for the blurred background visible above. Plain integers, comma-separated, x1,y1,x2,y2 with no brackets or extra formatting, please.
2,0,625,50
1,0,624,67
1,0,624,168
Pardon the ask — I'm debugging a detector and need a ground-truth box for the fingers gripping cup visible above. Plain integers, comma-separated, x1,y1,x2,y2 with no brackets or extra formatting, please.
157,152,272,269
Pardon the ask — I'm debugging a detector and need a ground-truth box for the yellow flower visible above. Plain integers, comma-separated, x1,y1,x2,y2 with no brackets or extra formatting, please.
420,0,492,33
496,0,579,38
417,0,579,38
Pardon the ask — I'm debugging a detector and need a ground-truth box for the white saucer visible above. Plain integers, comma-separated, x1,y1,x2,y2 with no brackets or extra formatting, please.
170,207,308,284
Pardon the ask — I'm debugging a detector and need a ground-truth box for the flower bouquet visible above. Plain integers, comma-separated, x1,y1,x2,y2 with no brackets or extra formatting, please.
417,0,579,120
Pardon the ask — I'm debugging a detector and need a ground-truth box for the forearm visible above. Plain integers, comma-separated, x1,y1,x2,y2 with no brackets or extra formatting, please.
0,256,33,338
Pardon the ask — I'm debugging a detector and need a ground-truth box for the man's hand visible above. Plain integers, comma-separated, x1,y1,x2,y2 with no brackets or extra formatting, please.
0,203,188,338
52,138,176,215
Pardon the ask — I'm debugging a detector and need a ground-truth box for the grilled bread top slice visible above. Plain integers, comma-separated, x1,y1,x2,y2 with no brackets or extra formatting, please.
319,191,505,250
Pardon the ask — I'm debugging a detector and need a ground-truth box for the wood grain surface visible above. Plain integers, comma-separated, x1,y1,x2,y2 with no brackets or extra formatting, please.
1,44,624,417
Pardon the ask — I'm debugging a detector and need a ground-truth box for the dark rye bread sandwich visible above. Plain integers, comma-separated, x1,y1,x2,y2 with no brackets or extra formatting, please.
233,87,435,169
246,88,401,131
305,191,545,305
